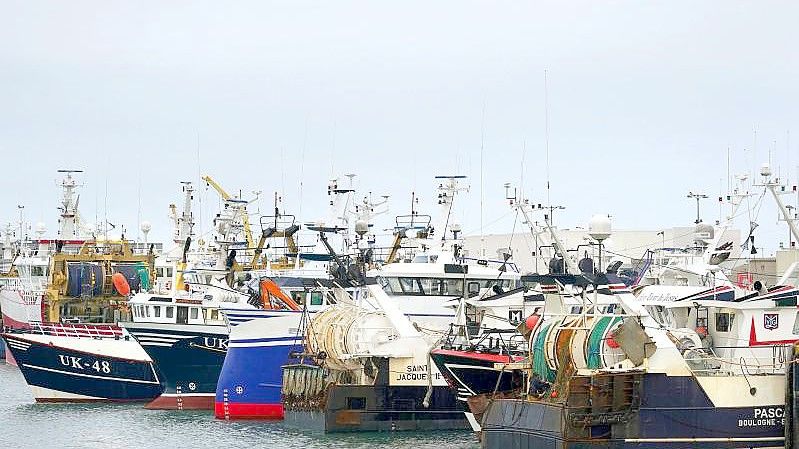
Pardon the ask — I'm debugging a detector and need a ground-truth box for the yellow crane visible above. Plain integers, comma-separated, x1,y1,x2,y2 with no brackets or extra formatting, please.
201,175,255,249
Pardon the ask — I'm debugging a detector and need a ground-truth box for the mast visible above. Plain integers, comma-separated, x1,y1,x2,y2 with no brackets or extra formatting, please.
169,182,195,259
760,164,799,244
56,169,83,240
432,175,468,251
701,181,750,265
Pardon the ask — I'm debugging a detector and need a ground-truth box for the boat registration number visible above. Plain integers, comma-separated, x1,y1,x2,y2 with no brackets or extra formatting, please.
58,355,112,374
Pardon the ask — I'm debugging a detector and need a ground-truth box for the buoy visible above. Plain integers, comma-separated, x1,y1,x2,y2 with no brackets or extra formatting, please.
606,337,620,349
550,390,559,399
112,273,131,296
525,314,541,331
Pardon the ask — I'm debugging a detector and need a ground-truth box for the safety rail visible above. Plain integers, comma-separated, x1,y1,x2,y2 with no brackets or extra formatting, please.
23,321,124,339
0,276,48,293
683,344,793,376
440,324,528,356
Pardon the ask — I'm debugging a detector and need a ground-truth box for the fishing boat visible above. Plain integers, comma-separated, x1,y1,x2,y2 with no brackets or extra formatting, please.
434,173,796,435
0,171,157,333
121,275,259,410
478,271,799,449
280,281,469,432
2,322,162,402
476,166,799,448
214,176,366,419
0,170,167,403
215,279,333,419
214,176,523,420
121,179,301,410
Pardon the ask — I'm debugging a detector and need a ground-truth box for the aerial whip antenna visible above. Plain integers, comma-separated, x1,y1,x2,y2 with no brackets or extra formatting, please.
544,69,552,207
479,100,486,257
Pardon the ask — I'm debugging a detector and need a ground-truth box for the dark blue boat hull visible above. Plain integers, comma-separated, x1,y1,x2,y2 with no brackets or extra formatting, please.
126,325,228,410
2,333,163,402
481,373,785,449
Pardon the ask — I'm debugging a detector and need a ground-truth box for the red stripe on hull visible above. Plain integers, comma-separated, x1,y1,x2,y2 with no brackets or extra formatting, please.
214,402,284,420
34,397,151,404
146,394,214,410
4,347,17,366
431,348,521,364
2,313,33,330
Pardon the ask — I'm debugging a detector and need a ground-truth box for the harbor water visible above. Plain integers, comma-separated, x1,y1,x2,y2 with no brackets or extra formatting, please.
0,364,478,449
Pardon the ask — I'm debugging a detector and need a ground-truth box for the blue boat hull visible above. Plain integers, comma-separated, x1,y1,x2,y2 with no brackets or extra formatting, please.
215,335,303,419
127,325,229,410
2,333,163,402
481,373,785,449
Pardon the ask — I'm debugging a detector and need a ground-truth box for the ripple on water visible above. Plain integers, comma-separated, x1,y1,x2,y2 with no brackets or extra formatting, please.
0,364,479,449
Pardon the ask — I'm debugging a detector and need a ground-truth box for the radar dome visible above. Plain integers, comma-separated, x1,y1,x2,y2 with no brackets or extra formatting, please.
140,221,152,233
588,214,612,241
760,163,772,178
35,222,46,235
355,219,368,236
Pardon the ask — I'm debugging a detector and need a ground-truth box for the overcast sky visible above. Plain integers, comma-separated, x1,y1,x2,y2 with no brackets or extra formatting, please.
1,1,798,256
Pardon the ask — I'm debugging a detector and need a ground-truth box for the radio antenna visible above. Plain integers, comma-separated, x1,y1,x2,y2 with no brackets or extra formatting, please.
479,100,486,257
544,69,552,207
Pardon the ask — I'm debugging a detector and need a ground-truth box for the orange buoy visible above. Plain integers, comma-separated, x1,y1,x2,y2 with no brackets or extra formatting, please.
112,272,131,296
525,314,541,331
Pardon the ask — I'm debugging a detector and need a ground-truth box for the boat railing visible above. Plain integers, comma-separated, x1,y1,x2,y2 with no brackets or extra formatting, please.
1,276,47,292
683,344,792,376
440,323,527,355
24,321,125,339
460,256,520,273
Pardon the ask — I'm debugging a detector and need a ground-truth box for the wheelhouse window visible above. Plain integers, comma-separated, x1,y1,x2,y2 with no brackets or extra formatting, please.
310,292,324,306
442,278,464,296
153,306,161,318
470,279,515,290
384,277,402,293
145,306,151,317
381,277,465,296
190,308,199,320
715,312,734,332
793,312,799,335
399,277,423,294
166,306,174,319
418,278,437,295
210,309,219,320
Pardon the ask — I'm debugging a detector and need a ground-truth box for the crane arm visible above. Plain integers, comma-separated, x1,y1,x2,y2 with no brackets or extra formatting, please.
242,218,254,249
202,175,232,201
202,175,254,247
